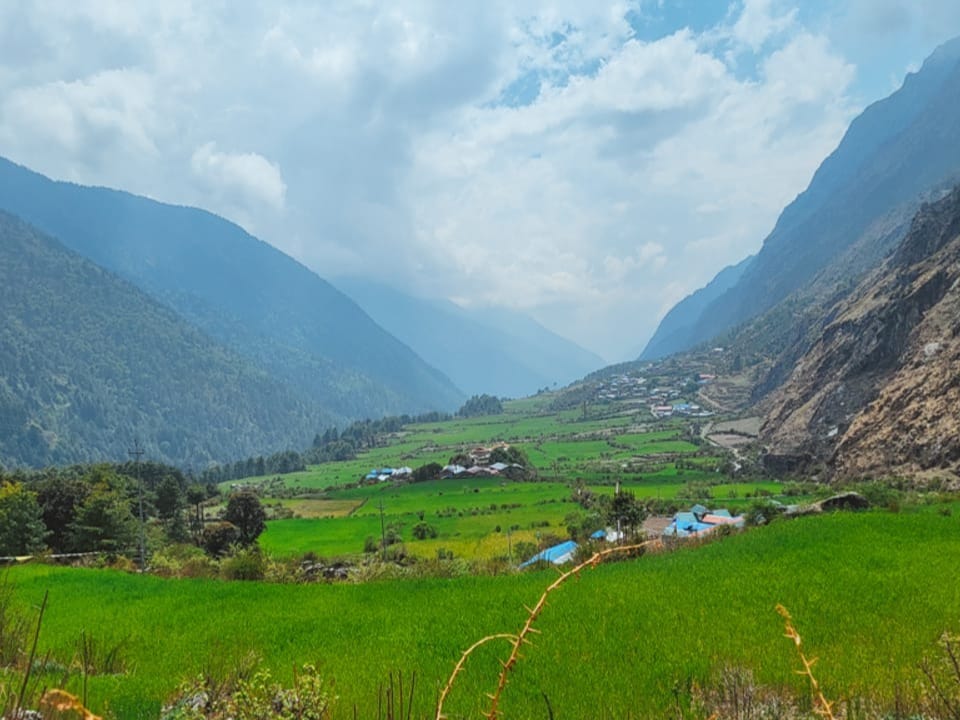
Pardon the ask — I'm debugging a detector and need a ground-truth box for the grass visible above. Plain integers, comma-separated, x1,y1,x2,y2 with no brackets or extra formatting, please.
7,508,960,718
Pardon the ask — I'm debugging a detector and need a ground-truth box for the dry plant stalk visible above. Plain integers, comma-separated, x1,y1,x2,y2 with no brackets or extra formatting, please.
776,604,836,720
436,542,652,720
39,689,103,720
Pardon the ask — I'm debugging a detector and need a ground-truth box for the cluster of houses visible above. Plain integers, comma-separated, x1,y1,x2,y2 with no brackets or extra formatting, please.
440,462,525,479
650,400,710,419
364,466,414,482
364,444,526,483
595,374,648,401
661,503,745,538
586,367,717,420
440,444,526,479
520,504,745,568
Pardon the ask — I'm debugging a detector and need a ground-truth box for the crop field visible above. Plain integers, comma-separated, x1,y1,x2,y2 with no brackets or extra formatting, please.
231,401,792,560
8,508,960,718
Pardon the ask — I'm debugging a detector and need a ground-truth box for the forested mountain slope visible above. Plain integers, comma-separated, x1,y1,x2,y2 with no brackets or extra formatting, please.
0,212,329,468
0,158,463,419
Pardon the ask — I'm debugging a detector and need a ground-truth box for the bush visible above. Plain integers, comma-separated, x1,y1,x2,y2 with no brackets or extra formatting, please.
163,663,333,719
201,522,241,558
221,546,266,581
411,522,437,540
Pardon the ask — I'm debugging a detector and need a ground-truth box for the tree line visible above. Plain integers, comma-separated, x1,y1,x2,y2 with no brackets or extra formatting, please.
0,462,266,561
199,410,454,484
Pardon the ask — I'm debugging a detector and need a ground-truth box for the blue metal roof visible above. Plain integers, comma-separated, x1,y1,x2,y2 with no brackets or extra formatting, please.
590,529,606,539
519,540,578,568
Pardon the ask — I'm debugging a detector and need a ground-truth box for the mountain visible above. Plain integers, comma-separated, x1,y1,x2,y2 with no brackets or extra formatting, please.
0,158,463,420
0,211,330,468
760,185,960,480
333,278,604,398
640,255,754,360
641,36,960,360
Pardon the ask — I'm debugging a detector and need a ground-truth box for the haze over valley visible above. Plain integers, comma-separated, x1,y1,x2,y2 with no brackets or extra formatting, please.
2,4,960,719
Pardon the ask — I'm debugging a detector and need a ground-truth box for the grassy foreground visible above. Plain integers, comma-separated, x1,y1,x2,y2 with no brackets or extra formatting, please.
8,508,960,718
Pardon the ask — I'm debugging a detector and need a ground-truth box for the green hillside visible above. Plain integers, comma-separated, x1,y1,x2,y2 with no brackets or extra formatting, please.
0,157,464,424
0,211,330,467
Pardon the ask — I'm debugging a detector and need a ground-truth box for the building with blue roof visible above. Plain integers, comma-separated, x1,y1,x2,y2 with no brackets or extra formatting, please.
663,505,745,538
519,540,578,568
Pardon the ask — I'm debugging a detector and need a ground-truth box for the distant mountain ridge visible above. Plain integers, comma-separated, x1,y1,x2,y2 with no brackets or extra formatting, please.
335,278,604,398
640,255,753,360
640,36,960,361
0,157,464,424
0,212,329,468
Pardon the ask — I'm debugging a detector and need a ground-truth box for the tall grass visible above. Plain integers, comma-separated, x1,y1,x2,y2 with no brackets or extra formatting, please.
4,509,960,718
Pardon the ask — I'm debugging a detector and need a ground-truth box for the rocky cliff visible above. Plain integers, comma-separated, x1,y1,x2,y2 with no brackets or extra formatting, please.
761,186,960,481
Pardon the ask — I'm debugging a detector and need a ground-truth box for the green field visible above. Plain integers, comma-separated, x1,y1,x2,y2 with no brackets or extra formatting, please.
230,401,786,560
8,508,960,718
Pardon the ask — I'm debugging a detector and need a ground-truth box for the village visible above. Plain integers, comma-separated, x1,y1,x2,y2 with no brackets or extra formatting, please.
571,347,730,420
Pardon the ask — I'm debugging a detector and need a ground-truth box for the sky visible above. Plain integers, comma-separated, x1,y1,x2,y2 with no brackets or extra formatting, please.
2,1,960,362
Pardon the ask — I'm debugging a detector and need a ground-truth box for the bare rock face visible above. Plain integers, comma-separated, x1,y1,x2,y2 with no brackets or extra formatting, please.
761,186,960,481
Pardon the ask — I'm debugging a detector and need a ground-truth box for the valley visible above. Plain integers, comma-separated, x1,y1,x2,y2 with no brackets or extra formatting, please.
3,10,960,720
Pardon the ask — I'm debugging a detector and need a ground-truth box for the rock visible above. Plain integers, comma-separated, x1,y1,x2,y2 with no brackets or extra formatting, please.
813,492,870,512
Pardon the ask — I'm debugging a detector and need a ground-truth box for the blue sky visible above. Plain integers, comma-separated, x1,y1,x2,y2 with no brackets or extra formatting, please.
1,1,959,361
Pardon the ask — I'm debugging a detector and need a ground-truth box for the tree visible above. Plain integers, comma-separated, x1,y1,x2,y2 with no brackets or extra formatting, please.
155,476,184,521
186,484,207,534
36,473,90,553
201,521,240,557
223,492,266,545
489,445,529,467
68,485,137,553
412,463,442,483
0,482,46,555
457,394,503,418
412,522,437,540
604,489,646,539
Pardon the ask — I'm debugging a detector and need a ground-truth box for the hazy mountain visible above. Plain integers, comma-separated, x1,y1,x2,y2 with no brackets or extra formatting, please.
761,185,960,479
0,212,330,468
640,255,754,360
0,158,464,421
641,36,960,359
334,278,604,398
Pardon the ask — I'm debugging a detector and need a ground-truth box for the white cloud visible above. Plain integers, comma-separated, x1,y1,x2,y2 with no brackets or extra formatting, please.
0,68,159,179
190,143,287,213
730,0,797,51
0,1,954,361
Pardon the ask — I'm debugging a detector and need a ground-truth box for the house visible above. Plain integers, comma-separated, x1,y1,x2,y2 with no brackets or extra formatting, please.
663,505,745,538
440,464,467,478
519,540,578,568
466,465,495,477
652,405,674,418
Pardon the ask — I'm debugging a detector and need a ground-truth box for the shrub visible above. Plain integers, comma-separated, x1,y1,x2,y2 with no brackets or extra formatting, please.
163,663,334,719
412,522,437,540
221,546,266,581
201,522,240,558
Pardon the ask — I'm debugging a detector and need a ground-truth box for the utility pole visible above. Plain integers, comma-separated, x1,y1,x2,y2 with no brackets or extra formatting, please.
379,497,387,562
129,440,146,571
